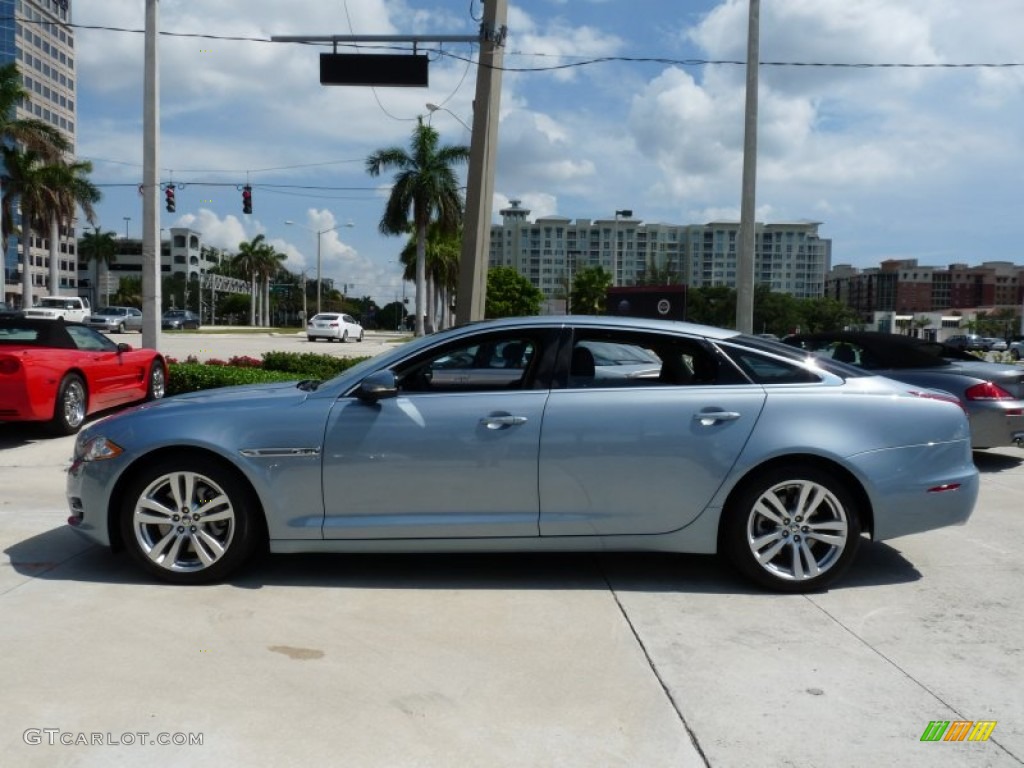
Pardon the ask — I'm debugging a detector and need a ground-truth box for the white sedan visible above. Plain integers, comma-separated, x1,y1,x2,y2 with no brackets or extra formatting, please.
307,312,364,343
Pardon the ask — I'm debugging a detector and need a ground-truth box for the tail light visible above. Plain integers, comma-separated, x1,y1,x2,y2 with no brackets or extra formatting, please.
909,390,967,415
0,356,21,375
964,382,1014,401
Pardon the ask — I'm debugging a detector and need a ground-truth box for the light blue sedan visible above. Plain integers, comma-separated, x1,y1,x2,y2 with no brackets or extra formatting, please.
66,316,978,592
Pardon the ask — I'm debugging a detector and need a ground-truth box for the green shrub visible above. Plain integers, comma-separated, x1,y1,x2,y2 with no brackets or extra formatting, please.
261,351,370,380
166,352,372,396
167,363,305,396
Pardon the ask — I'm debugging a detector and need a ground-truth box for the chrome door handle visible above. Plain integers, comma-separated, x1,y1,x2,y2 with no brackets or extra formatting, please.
480,415,528,430
694,411,741,426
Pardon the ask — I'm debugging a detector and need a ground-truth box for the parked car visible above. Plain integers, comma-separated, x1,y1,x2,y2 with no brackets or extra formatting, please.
307,312,364,342
1009,338,1024,361
86,306,143,334
67,316,977,592
983,337,1008,352
782,331,1024,449
161,309,201,330
0,300,22,319
0,317,166,435
944,334,987,352
23,295,91,323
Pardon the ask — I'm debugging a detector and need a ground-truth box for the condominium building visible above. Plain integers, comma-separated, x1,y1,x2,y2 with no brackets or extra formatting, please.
488,200,832,308
1,0,77,307
827,259,1024,316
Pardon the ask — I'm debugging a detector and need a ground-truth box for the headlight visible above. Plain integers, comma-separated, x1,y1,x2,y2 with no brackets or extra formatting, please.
74,435,124,462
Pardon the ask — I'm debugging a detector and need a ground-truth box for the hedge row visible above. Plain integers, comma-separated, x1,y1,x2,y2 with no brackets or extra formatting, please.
166,351,371,396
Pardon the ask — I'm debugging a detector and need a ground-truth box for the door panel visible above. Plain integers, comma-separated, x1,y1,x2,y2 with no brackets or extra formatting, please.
322,391,548,538
539,386,764,536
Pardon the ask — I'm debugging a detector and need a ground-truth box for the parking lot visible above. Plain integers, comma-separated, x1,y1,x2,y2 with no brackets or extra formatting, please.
1,331,1022,767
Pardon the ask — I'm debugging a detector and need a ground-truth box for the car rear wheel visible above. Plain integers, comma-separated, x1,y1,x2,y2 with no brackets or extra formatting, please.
51,373,87,435
146,360,166,401
723,465,861,593
120,456,263,584
357,330,364,342
117,322,125,333
342,330,349,343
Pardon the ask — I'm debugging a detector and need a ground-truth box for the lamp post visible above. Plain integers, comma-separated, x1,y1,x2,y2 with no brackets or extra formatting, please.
425,103,471,133
123,216,131,239
613,209,632,287
286,220,353,315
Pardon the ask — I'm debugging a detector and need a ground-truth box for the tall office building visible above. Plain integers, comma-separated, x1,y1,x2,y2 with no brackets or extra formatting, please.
1,0,76,307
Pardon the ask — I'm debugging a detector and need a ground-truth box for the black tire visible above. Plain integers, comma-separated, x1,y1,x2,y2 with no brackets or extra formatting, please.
307,336,316,342
120,455,263,584
146,360,166,401
357,331,364,342
1013,349,1021,361
51,373,87,435
342,330,349,343
722,465,862,593
117,322,126,333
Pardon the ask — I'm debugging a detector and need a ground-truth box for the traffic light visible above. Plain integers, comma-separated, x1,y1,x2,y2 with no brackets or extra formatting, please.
164,184,176,213
242,185,252,214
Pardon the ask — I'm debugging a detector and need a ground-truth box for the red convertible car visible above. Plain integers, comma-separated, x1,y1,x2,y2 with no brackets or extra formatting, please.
0,318,167,435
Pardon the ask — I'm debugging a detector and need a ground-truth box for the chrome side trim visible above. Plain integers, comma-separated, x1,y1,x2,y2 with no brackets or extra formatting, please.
239,447,322,458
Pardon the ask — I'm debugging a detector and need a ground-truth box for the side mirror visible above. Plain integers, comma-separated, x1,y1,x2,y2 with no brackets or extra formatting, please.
356,370,398,401
117,343,133,353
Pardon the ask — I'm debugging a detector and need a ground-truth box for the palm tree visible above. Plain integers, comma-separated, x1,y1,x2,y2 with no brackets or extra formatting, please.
0,62,71,306
231,237,280,327
39,158,101,295
399,222,461,330
80,228,118,307
254,242,285,326
366,118,469,336
2,149,50,305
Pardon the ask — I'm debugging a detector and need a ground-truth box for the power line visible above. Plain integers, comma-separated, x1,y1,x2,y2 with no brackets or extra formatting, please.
14,16,1023,70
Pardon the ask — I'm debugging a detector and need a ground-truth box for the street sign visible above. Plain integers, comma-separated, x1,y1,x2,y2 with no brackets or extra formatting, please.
320,53,429,87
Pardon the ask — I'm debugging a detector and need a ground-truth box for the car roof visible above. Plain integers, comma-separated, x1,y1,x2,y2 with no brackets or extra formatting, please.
0,317,78,347
454,314,743,340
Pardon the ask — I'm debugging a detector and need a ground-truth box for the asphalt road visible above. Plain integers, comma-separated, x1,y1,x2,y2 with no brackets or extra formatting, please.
1,331,1022,767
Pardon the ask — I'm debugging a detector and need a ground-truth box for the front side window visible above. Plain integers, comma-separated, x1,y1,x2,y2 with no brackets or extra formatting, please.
396,334,540,393
65,325,117,352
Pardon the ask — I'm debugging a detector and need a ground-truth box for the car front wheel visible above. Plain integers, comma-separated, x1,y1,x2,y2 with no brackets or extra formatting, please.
722,465,861,593
51,373,87,435
146,360,166,401
120,456,263,584
342,330,349,342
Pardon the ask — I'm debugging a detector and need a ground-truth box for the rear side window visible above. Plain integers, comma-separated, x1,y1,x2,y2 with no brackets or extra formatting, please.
564,329,747,389
720,343,826,384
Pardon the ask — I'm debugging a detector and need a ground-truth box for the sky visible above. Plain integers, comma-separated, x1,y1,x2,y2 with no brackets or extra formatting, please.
71,0,1024,306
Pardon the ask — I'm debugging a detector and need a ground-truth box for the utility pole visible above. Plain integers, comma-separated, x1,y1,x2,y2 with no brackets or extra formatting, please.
141,0,162,349
455,0,507,325
735,0,759,335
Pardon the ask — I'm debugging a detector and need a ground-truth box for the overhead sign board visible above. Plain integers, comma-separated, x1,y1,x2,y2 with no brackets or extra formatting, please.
320,54,429,87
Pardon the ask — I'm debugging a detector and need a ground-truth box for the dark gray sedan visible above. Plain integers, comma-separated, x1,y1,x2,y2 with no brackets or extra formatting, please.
783,331,1024,449
67,316,978,592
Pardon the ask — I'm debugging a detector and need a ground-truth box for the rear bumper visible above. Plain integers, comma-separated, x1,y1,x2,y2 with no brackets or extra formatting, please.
850,440,978,540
